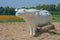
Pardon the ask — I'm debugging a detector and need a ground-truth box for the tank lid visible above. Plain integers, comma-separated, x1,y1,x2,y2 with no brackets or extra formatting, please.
39,10,51,16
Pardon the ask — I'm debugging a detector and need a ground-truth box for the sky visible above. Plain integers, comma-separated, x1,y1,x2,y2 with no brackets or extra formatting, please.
0,0,60,8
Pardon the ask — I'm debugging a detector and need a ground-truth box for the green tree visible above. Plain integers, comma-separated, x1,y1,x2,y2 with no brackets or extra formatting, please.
57,4,60,11
36,4,42,10
0,7,4,15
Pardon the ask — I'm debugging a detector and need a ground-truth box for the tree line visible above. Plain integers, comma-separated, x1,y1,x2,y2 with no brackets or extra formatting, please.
0,4,60,15
0,7,15,15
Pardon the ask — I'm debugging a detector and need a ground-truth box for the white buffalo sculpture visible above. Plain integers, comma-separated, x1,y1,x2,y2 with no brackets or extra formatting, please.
15,8,52,36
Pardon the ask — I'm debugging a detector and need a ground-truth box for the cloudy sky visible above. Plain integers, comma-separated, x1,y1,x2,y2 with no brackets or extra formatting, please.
0,0,60,8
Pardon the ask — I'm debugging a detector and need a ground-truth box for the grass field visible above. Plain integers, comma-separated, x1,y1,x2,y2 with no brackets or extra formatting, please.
0,15,25,23
0,15,60,23
52,15,60,22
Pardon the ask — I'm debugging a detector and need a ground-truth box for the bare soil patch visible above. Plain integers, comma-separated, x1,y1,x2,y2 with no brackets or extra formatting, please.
0,22,60,40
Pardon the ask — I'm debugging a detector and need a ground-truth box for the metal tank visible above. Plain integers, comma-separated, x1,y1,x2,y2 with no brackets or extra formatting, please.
15,9,52,36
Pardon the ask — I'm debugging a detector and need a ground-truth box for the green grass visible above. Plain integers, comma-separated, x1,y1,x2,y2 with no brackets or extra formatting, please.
0,18,25,23
52,15,60,22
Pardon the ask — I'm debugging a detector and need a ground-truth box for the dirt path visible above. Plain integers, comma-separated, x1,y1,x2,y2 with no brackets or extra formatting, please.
0,22,60,40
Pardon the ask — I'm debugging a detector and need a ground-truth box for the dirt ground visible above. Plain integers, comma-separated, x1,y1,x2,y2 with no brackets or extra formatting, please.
0,22,60,40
